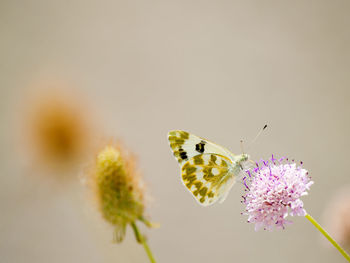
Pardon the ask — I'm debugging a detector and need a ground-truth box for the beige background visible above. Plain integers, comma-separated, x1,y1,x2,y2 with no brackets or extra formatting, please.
1,0,350,262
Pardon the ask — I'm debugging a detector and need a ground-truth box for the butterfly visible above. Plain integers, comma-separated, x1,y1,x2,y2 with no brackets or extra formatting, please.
168,130,250,206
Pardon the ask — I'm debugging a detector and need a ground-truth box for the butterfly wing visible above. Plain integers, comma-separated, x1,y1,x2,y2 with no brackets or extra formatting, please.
168,130,234,164
168,130,239,206
181,153,236,206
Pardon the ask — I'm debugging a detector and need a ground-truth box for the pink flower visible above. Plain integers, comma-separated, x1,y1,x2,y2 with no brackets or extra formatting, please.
242,156,313,231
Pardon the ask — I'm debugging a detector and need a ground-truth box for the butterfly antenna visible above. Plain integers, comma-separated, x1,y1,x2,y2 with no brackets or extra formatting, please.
240,140,245,154
248,124,267,149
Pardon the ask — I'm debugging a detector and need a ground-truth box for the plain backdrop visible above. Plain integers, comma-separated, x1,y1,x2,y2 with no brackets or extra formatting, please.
1,1,350,262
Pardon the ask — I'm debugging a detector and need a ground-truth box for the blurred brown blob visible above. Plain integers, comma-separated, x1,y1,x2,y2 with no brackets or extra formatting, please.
19,81,97,180
323,186,350,250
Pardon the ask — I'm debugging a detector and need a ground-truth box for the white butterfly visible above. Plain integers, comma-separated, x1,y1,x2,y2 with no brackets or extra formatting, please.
168,130,249,206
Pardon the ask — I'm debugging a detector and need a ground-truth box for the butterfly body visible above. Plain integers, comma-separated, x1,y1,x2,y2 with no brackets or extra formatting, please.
168,130,249,206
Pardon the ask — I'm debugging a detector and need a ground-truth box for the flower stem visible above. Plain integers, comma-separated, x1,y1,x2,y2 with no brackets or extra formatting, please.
305,213,350,262
131,222,156,263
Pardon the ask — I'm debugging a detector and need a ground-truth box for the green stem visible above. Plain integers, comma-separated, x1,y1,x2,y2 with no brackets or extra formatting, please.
131,222,156,263
305,214,350,262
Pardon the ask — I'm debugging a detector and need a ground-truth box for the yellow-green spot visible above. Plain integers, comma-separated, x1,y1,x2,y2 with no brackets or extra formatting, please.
170,143,178,149
183,173,196,185
183,165,196,175
193,155,204,165
221,159,228,167
199,187,208,197
175,138,185,144
203,167,214,180
208,192,214,198
178,131,189,139
195,181,203,189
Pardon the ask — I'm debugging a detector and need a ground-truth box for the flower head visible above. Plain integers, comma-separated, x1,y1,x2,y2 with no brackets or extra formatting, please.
87,142,149,242
242,156,313,231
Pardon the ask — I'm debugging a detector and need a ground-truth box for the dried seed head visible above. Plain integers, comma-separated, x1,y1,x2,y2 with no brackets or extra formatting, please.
88,143,145,242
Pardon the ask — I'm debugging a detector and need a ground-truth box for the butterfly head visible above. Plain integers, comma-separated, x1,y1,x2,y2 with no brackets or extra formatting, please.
238,153,249,163
231,153,250,179
235,153,250,171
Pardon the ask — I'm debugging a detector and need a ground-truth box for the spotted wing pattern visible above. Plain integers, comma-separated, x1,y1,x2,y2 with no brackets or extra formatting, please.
181,153,235,206
168,130,233,164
